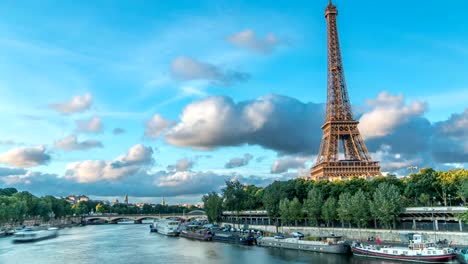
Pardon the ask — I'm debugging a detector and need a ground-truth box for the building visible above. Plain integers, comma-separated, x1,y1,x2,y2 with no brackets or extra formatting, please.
65,195,89,204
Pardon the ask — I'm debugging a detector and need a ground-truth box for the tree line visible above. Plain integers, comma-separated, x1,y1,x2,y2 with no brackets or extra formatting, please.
0,188,198,227
203,168,468,228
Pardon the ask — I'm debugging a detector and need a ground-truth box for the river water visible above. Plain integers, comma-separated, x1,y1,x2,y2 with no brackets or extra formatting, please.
0,224,438,264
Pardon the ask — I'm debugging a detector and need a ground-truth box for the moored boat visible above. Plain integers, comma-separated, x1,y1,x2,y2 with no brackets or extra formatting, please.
257,234,350,254
456,249,468,264
212,231,255,245
180,225,213,241
351,234,456,263
149,223,157,232
155,219,180,236
12,227,59,243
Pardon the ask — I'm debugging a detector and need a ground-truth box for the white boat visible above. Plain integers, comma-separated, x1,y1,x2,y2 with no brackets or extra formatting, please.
351,234,456,263
12,227,59,243
116,219,134,224
155,219,180,236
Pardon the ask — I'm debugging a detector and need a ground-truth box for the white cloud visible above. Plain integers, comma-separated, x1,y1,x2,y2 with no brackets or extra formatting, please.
54,135,103,151
64,144,153,183
144,114,175,139
359,92,427,139
164,94,324,154
271,155,310,174
167,158,194,172
170,56,249,85
0,145,50,168
49,93,92,114
76,116,103,133
227,29,281,54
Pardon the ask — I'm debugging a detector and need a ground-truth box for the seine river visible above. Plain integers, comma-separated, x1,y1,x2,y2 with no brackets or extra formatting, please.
0,224,411,264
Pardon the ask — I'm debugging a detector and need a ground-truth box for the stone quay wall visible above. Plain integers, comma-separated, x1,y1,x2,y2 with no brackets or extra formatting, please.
225,223,468,246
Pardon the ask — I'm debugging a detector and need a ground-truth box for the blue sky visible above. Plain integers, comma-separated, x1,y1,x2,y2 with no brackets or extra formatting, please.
0,0,466,204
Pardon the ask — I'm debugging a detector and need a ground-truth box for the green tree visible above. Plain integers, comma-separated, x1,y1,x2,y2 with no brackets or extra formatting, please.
418,193,431,206
202,192,223,224
279,198,290,226
263,181,284,231
350,189,370,228
304,187,323,226
370,183,403,229
222,180,246,227
459,177,468,205
337,192,353,228
289,197,303,226
322,197,337,227
73,202,89,215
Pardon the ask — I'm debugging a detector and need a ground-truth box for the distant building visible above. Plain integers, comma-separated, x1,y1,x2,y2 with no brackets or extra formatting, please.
161,196,166,206
124,195,128,205
135,203,150,208
113,198,119,205
65,195,89,204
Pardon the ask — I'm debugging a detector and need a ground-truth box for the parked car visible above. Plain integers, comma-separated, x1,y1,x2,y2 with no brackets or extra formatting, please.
292,232,304,238
274,234,285,239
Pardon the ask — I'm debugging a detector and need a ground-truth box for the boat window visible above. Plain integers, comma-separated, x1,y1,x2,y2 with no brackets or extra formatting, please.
393,251,398,254
383,250,388,253
403,251,408,255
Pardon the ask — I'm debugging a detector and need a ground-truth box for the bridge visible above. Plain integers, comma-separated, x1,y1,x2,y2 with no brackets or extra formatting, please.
83,210,206,224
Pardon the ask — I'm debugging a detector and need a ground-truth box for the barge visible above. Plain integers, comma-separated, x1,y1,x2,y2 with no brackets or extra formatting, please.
257,234,350,254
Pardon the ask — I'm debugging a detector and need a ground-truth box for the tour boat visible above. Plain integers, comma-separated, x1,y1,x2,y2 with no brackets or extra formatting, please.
180,225,213,241
257,234,350,254
351,234,456,263
12,227,59,243
155,220,180,236
212,231,255,245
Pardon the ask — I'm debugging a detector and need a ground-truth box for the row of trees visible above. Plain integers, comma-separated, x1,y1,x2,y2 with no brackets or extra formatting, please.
279,183,402,229
203,168,468,227
0,188,199,226
0,189,72,225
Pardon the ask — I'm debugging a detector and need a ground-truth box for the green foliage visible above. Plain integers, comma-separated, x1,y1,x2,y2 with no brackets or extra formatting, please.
321,197,337,226
263,181,284,220
457,175,468,205
202,192,223,223
279,198,290,225
337,192,353,227
370,183,403,229
289,197,303,225
303,187,323,226
222,180,246,213
350,189,370,228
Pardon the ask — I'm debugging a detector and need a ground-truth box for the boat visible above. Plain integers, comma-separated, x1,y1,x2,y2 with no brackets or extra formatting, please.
12,227,59,243
456,249,468,264
212,231,255,245
351,234,456,263
180,225,213,241
149,223,158,232
155,219,180,236
257,234,350,254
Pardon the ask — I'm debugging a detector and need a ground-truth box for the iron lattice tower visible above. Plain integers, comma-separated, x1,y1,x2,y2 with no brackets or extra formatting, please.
310,1,381,181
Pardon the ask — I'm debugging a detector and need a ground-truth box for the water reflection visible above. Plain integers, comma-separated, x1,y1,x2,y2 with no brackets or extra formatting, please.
0,225,404,264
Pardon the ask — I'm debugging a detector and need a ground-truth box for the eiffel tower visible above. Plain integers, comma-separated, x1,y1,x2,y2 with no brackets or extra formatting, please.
310,1,381,181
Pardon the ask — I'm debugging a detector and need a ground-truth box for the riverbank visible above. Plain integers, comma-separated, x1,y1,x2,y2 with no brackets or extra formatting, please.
230,223,468,246
1,216,83,231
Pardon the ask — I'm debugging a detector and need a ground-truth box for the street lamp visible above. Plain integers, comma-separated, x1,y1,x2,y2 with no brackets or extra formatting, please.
448,194,452,207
